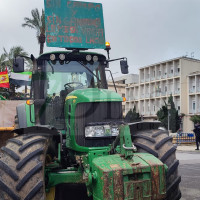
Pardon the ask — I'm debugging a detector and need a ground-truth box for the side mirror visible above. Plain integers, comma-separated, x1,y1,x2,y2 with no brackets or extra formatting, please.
120,60,129,74
13,57,24,72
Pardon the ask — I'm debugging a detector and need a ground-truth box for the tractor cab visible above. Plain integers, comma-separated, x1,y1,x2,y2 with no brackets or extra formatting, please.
13,51,109,130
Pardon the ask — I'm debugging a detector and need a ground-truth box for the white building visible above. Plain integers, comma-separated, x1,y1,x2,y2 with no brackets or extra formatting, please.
126,57,200,132
108,74,139,116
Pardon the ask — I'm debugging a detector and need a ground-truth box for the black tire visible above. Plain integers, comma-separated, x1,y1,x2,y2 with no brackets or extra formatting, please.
132,129,181,200
0,135,49,200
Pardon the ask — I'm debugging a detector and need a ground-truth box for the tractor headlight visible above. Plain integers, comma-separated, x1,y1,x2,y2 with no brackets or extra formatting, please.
85,125,119,137
111,126,119,136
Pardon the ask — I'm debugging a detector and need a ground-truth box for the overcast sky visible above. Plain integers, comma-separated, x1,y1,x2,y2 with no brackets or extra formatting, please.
0,0,200,76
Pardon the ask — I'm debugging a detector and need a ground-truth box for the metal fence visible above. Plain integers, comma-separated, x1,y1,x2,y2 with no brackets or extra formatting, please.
175,132,196,144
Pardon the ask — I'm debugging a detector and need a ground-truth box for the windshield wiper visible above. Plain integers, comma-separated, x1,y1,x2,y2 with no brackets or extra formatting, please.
77,61,102,86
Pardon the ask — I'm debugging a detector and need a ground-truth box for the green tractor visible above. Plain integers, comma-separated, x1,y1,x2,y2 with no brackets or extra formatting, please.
0,1,181,199
0,49,181,200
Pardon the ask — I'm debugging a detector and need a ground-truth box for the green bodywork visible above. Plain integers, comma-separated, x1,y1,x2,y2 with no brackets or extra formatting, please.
65,88,122,152
22,52,167,199
45,122,167,199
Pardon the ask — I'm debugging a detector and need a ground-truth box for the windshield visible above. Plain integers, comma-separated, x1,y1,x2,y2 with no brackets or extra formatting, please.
43,60,101,99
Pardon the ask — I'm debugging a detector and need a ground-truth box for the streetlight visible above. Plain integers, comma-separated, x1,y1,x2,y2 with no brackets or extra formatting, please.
167,104,171,132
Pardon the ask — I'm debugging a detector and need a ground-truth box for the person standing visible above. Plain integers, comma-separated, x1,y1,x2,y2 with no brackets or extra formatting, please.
193,123,200,150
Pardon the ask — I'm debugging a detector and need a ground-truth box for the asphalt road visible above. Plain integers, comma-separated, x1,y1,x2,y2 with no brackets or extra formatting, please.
176,151,200,200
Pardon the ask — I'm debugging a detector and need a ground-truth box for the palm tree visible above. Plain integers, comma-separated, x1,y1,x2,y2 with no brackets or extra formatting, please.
3,46,29,72
0,53,6,71
22,8,45,55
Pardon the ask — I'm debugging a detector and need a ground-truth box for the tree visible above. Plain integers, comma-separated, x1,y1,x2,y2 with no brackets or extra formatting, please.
22,8,45,55
125,107,140,122
190,115,200,124
3,46,29,72
157,94,179,132
0,53,6,71
168,95,180,132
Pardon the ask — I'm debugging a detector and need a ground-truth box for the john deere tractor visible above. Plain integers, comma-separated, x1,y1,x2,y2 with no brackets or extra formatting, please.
0,1,181,199
0,49,181,200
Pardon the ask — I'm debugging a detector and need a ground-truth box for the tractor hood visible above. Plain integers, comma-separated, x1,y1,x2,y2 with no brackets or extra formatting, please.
66,88,122,103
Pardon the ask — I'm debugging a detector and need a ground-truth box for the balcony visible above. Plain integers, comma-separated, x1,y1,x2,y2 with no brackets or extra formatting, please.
150,93,155,98
145,93,150,98
140,94,144,98
156,76,161,80
197,87,200,93
134,96,139,100
161,74,167,79
129,97,134,101
161,91,166,96
145,112,150,116
168,91,173,95
150,77,155,81
174,72,180,77
189,110,196,114
145,78,150,82
150,111,156,116
174,90,180,95
167,73,173,78
189,88,195,93
155,92,160,97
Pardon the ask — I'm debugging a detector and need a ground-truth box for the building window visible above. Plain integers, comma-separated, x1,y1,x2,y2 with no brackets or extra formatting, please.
165,86,167,92
192,101,196,111
122,80,125,84
122,94,125,97
178,106,180,110
171,69,173,74
177,68,180,72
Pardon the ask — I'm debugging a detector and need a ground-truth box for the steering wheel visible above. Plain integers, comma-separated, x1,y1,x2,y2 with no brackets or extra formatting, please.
64,82,84,90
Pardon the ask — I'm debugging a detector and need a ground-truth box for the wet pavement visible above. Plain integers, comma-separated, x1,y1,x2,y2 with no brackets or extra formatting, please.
176,150,200,200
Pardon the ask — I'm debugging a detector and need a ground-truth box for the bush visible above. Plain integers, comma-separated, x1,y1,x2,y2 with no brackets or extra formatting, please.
125,107,140,123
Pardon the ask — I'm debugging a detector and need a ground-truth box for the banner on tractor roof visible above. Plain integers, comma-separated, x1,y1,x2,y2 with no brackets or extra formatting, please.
0,68,9,88
44,0,106,49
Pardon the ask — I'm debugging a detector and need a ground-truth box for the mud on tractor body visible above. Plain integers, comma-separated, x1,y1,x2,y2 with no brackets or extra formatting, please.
0,51,181,200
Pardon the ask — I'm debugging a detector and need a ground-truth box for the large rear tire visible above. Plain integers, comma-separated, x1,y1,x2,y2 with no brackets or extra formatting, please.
0,135,49,200
132,129,181,200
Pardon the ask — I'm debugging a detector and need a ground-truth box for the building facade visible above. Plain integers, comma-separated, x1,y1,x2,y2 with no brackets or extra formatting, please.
108,74,139,116
108,82,126,115
125,57,200,132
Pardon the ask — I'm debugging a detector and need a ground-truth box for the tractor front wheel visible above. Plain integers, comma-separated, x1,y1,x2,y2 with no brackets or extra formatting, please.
132,129,181,200
0,135,49,200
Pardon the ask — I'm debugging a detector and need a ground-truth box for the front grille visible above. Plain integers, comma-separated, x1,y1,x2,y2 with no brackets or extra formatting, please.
75,102,122,147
